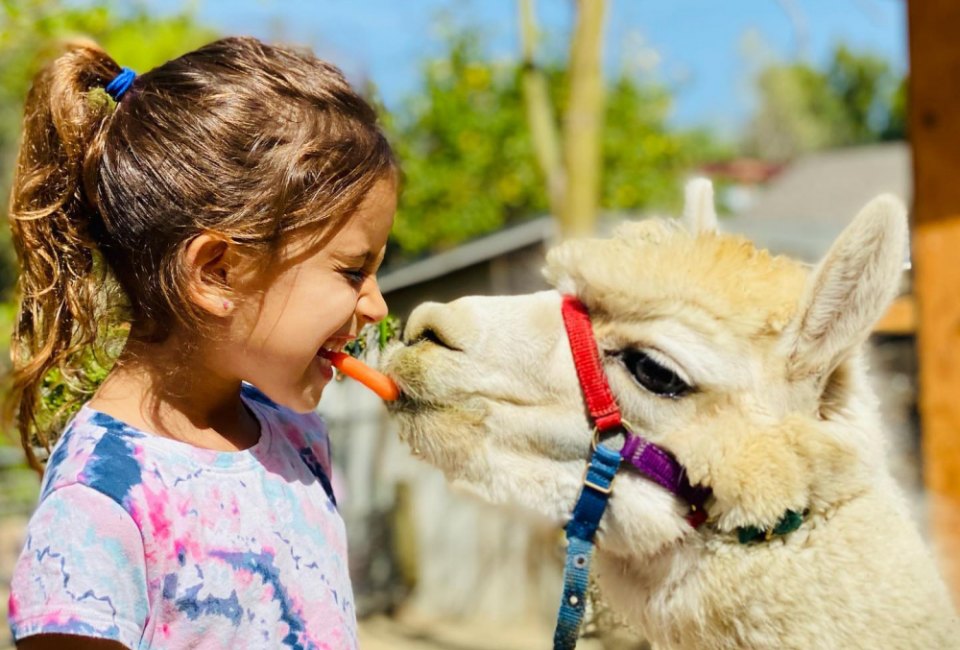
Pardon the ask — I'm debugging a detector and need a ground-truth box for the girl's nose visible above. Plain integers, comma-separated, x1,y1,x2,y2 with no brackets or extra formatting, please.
358,277,388,325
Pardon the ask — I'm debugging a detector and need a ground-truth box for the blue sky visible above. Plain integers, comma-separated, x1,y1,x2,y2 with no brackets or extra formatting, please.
151,0,907,135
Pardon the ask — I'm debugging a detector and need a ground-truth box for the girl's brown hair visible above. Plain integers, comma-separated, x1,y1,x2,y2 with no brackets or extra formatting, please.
7,36,396,470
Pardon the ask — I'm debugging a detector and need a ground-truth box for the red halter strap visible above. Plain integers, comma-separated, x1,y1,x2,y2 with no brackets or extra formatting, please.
560,295,622,432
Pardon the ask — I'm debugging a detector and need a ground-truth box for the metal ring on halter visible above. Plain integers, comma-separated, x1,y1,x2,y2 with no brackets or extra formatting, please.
591,419,636,452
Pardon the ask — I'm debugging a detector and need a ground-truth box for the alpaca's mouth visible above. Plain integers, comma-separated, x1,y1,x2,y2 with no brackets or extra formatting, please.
381,343,440,412
382,384,423,413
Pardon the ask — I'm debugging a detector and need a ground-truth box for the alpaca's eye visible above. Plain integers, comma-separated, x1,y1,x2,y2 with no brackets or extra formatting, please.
620,349,692,398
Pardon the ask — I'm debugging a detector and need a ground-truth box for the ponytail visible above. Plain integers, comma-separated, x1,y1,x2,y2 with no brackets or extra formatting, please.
6,41,123,472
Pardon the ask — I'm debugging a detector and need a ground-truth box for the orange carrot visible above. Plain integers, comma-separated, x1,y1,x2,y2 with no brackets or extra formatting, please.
323,350,400,401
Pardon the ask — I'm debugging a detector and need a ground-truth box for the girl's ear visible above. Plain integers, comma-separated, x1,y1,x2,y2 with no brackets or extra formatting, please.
183,233,234,316
786,194,907,379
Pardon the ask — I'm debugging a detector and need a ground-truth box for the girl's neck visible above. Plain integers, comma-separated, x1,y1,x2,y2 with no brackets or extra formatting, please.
88,332,261,452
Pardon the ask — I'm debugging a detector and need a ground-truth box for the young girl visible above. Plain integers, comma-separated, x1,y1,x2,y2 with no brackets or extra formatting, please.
6,36,396,649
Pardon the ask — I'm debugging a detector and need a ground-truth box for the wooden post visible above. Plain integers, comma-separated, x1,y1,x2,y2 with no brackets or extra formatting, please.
519,0,565,218
908,0,960,605
561,0,607,238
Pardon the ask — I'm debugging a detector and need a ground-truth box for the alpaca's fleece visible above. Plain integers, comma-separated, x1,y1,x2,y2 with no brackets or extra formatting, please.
384,181,959,648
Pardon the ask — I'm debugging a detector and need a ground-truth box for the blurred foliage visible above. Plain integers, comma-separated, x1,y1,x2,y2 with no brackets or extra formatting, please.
387,29,727,258
386,32,548,256
601,75,723,218
743,45,905,160
23,331,121,458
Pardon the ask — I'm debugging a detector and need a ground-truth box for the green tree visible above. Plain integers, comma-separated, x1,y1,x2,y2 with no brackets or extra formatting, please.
388,32,548,256
602,75,723,214
827,45,897,143
743,45,905,160
388,27,722,257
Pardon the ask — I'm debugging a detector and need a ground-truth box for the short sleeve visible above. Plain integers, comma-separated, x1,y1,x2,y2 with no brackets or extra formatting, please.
9,483,149,649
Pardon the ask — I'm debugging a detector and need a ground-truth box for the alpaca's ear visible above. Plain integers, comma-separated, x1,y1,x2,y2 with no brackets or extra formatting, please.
683,178,718,234
787,194,907,378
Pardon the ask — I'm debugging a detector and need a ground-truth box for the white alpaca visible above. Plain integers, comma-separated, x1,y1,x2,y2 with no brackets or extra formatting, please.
383,181,959,649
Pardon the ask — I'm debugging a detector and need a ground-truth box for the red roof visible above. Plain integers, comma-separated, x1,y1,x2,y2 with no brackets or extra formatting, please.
699,158,786,185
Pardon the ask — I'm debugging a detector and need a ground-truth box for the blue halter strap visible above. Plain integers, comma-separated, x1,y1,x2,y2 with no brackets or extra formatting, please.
553,443,621,649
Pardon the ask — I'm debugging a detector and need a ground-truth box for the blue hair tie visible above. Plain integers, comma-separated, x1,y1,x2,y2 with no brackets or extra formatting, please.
105,67,136,102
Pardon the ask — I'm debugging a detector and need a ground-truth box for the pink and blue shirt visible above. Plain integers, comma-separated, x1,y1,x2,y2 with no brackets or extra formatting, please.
8,385,356,649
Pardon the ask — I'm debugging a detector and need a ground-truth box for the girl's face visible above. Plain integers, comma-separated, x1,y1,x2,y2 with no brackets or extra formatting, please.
219,177,396,412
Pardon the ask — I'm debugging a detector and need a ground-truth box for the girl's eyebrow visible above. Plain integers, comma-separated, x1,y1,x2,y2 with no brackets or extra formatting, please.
334,250,371,263
336,250,385,270
336,244,387,267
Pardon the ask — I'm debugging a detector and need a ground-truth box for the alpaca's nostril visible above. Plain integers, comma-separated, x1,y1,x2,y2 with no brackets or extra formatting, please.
414,327,460,351
403,302,469,350
403,320,460,350
419,328,444,346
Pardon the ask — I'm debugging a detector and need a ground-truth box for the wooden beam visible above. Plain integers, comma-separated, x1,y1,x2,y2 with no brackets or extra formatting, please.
908,0,960,606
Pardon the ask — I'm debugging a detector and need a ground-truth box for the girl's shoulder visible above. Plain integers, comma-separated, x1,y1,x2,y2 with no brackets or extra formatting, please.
39,406,151,507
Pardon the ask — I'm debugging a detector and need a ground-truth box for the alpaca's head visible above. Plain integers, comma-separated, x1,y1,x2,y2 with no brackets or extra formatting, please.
383,181,907,556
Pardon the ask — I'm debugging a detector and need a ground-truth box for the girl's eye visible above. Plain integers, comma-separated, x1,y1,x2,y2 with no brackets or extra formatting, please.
341,269,368,286
620,349,692,398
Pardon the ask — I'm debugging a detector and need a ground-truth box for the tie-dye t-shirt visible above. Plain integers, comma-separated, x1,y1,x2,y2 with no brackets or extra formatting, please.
8,384,356,649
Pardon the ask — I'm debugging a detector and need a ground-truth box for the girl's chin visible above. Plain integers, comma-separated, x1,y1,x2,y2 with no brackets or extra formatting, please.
267,358,334,414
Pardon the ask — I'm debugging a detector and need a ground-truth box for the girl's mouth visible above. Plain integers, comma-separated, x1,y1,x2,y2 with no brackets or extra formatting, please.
315,338,353,382
316,337,354,357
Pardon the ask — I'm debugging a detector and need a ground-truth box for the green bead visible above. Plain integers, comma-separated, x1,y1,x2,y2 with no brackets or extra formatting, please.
772,510,803,536
738,526,763,544
737,510,804,544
